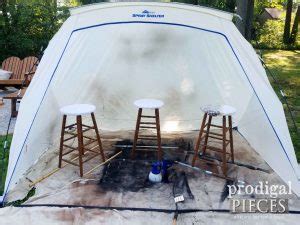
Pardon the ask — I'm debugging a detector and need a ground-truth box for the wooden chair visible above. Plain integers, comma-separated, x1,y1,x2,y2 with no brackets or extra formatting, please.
3,88,26,117
0,56,39,89
19,56,39,85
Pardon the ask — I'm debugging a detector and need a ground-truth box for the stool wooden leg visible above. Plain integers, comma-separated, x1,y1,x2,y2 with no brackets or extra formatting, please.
228,116,234,163
192,113,208,166
91,113,105,162
77,115,84,177
58,115,67,168
202,115,212,155
222,116,227,177
131,108,142,159
155,109,162,161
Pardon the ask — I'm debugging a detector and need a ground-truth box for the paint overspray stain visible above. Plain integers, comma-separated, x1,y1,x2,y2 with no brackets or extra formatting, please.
98,138,191,193
118,26,185,63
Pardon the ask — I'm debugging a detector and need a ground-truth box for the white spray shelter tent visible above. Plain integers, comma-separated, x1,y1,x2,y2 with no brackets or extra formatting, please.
3,2,300,201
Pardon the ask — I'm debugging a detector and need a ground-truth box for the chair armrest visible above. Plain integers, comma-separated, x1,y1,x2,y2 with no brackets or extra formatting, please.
23,71,36,87
25,71,35,76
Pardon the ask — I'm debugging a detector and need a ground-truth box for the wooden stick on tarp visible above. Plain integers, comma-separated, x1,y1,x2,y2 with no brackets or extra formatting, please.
29,144,100,186
29,150,122,187
83,151,122,176
29,155,79,187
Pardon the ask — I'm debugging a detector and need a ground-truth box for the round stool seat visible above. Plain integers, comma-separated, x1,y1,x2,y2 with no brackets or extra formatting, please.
201,105,220,116
219,105,236,116
201,105,236,116
134,99,164,109
60,104,96,116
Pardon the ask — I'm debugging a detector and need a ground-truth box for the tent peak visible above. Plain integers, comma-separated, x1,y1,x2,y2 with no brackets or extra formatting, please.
69,2,233,21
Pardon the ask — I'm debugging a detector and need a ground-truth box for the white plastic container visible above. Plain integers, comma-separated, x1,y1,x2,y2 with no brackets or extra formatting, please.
0,69,12,80
148,161,162,183
148,171,162,183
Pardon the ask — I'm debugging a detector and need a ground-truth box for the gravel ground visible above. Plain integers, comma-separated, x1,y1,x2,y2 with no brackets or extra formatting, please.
0,89,18,136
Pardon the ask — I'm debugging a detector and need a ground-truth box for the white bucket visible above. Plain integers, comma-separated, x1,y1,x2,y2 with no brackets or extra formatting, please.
0,69,12,80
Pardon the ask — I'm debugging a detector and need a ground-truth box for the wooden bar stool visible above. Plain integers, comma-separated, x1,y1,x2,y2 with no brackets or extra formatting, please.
192,105,236,177
131,99,164,160
58,104,106,177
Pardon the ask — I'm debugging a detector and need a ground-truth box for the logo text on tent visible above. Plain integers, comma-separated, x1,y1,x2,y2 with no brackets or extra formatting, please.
132,10,164,18
228,181,291,213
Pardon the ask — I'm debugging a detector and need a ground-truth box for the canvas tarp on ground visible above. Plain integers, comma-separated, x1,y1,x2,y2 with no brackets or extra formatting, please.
3,2,300,200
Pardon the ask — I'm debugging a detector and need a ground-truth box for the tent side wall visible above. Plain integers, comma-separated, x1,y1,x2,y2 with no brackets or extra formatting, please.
3,16,77,196
222,22,300,180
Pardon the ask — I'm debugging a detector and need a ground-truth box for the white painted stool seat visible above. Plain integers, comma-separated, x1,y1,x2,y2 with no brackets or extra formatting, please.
60,104,96,116
219,105,236,116
201,105,220,116
201,105,236,116
134,99,164,109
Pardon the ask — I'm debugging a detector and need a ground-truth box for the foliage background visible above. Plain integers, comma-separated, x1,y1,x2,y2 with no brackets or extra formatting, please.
0,0,73,62
0,135,12,195
253,0,300,49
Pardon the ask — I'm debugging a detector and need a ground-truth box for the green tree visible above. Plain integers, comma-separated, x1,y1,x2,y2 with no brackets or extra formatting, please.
0,1,70,62
289,5,300,44
170,0,236,12
256,19,285,49
283,0,293,44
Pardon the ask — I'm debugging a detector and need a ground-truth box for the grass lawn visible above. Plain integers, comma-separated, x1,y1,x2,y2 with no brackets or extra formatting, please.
0,134,12,196
262,50,300,161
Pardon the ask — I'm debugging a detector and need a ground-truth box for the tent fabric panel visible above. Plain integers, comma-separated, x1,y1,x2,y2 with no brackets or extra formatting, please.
4,16,77,195
4,20,252,195
238,96,300,196
70,2,233,21
221,22,300,179
5,22,255,195
3,3,299,199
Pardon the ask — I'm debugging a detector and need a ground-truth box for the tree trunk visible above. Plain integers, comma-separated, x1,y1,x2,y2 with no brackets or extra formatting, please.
244,0,254,40
289,5,300,44
283,0,293,44
236,0,254,40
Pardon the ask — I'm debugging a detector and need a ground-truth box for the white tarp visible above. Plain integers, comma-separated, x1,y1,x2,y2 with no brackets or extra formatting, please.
3,2,300,200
